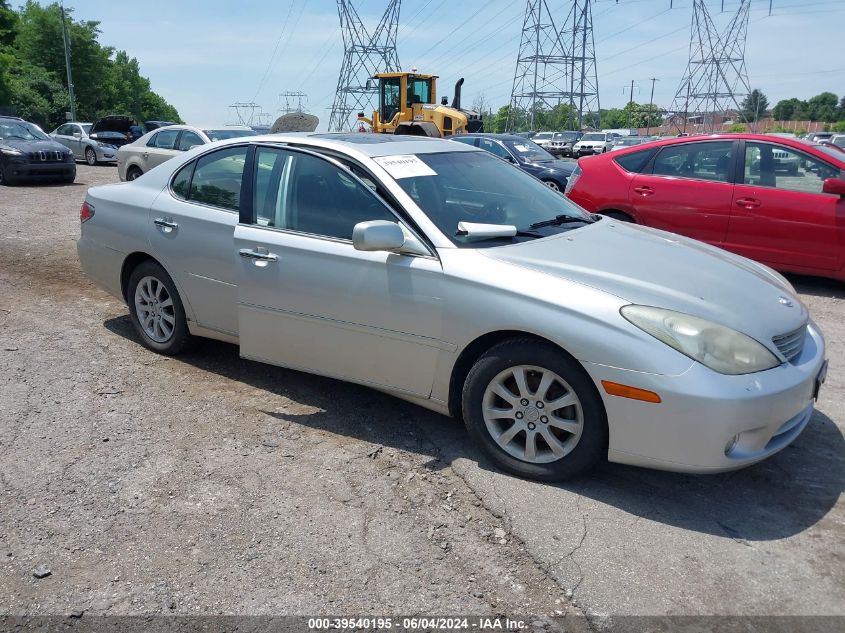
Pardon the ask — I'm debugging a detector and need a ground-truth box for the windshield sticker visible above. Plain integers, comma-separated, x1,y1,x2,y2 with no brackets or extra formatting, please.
374,154,437,179
513,144,531,153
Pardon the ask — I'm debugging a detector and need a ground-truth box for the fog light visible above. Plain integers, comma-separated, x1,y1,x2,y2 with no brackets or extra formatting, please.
724,434,740,456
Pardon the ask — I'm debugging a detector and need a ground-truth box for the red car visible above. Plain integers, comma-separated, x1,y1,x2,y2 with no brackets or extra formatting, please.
565,133,845,281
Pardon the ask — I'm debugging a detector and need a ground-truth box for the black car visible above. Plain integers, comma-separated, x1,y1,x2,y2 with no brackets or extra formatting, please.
0,116,76,186
451,133,576,192
89,115,140,147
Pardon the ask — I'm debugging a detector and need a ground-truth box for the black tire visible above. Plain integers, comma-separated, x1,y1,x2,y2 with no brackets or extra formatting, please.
126,166,143,181
85,147,98,166
0,165,16,186
602,211,634,223
462,338,608,481
127,260,191,355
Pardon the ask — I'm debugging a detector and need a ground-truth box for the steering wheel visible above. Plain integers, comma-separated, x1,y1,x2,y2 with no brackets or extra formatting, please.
473,201,507,224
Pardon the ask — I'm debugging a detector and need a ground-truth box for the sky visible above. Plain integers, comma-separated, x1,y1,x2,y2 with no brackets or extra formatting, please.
28,0,845,130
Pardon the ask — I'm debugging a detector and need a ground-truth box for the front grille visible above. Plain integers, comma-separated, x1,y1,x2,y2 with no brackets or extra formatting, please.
772,324,807,363
28,150,64,162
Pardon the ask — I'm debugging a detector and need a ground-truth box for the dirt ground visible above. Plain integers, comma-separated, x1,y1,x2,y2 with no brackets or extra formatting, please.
0,165,842,625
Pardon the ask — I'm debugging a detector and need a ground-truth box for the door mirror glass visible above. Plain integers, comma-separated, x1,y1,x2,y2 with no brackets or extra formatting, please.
822,178,845,196
352,220,406,252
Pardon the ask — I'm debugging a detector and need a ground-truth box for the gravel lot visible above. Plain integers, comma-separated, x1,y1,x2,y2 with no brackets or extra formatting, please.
0,165,842,623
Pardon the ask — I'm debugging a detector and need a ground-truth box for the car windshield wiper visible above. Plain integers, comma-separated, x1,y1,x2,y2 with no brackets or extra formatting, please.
528,215,593,229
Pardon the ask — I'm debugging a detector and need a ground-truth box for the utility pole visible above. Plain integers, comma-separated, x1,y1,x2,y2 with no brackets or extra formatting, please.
646,77,658,135
624,80,638,128
60,3,76,122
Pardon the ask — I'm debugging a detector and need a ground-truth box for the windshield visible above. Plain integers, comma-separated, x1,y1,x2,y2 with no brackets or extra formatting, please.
554,132,578,140
81,124,92,134
0,120,49,141
816,144,845,161
533,133,552,140
580,133,606,142
616,138,641,146
504,138,555,162
203,129,258,142
388,151,592,247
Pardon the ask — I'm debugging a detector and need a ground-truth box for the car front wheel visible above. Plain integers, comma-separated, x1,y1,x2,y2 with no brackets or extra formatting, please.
85,147,97,166
127,261,191,355
0,165,13,186
462,339,608,481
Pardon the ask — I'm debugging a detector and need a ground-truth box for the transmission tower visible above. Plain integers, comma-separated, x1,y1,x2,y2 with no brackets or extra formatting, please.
328,0,401,132
669,0,752,133
279,91,308,114
228,102,261,126
507,1,600,132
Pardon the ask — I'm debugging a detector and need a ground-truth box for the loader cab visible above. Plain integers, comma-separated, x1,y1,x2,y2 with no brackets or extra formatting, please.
377,72,438,126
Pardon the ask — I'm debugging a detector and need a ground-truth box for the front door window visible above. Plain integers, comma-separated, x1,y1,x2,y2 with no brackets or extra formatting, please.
380,77,401,124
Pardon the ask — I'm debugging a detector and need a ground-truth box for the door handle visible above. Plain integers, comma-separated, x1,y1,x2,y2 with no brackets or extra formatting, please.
735,197,761,209
239,248,278,262
633,186,654,196
153,217,179,232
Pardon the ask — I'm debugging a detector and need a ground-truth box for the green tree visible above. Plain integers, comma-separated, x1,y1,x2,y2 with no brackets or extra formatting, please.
2,1,180,128
805,92,838,122
741,89,769,122
771,97,805,121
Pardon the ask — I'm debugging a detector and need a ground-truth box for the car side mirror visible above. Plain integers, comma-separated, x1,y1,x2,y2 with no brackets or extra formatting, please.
352,220,406,252
822,178,845,197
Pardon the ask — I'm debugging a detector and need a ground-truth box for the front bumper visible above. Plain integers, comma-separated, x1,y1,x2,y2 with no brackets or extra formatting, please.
584,321,827,473
574,146,601,155
94,146,118,163
5,161,76,181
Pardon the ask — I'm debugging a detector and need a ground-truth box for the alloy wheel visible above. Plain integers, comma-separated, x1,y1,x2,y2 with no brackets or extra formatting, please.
482,365,584,464
544,180,561,192
86,148,97,166
134,275,176,343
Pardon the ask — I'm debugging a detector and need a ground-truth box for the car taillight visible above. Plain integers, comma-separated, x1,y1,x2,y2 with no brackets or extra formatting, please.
80,201,94,223
564,166,581,195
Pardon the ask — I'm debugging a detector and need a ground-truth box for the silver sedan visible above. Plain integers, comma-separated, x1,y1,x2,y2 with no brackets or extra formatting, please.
76,133,827,480
50,122,118,165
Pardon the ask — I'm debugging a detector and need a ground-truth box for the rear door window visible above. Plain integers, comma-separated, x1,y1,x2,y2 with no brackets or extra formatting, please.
187,146,249,212
614,148,657,173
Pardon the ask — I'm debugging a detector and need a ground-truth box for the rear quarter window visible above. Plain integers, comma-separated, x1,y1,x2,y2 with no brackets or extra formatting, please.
613,148,657,173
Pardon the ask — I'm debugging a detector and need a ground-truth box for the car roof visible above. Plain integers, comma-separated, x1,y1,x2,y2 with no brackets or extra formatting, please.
0,115,25,121
593,132,845,165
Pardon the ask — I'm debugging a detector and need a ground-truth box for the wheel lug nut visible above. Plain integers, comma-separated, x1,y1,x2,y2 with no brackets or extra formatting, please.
536,401,544,409
515,412,523,419
541,416,548,423
527,422,536,431
520,399,529,406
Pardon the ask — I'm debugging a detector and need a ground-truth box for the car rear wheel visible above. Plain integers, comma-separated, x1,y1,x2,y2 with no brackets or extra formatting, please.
542,179,561,192
127,261,191,355
126,166,143,181
462,339,608,481
85,147,98,166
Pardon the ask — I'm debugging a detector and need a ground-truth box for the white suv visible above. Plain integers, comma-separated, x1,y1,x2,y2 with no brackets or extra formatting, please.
572,132,614,157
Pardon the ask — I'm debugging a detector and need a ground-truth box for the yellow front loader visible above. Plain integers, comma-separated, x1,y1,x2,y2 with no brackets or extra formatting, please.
357,71,483,137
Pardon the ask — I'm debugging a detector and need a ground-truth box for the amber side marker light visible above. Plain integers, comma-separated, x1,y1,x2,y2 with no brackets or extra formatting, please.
601,381,662,404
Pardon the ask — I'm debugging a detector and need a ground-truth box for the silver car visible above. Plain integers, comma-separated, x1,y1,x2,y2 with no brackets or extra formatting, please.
50,122,118,165
117,125,257,181
77,134,827,481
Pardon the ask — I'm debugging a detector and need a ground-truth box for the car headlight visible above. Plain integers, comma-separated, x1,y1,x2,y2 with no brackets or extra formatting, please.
0,145,24,156
621,305,781,375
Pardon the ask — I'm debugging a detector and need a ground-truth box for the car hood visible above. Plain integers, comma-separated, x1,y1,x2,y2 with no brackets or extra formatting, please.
526,159,576,174
482,220,808,342
90,116,135,135
1,138,68,153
